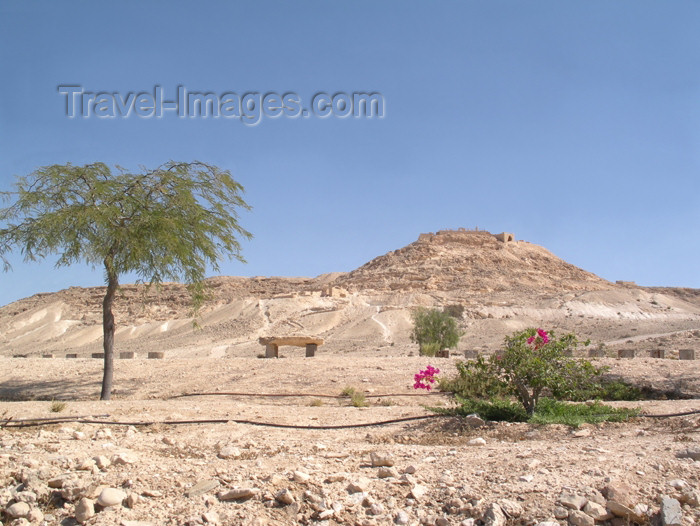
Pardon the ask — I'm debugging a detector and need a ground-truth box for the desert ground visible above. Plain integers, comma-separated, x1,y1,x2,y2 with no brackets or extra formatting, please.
1,230,699,525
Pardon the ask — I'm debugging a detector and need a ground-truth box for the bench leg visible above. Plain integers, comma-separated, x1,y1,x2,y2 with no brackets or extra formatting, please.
305,343,317,357
265,343,279,358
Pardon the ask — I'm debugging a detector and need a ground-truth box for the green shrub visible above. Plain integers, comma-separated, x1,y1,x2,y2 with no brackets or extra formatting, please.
410,307,461,356
529,398,639,427
350,391,368,408
450,396,527,422
50,400,66,413
439,355,507,398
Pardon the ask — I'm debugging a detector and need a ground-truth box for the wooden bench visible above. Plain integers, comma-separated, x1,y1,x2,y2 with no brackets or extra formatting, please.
258,336,324,358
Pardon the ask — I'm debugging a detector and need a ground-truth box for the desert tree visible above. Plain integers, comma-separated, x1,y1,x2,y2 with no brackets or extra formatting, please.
0,161,252,400
410,307,462,356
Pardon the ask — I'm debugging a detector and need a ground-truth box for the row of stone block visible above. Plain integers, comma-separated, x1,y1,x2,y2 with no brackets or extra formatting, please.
462,349,696,360
38,352,165,359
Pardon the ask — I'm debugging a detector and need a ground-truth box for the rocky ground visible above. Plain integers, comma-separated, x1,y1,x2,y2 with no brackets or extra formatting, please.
1,354,699,526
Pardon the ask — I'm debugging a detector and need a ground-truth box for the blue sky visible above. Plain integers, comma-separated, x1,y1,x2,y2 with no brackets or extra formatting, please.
1,1,699,306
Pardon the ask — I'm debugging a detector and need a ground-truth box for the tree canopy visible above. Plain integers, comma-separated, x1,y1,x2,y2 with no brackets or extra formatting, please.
0,161,252,399
410,307,462,356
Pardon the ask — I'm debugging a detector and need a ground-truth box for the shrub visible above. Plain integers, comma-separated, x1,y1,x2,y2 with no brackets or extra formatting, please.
350,392,369,408
50,400,66,413
529,398,639,427
410,307,462,356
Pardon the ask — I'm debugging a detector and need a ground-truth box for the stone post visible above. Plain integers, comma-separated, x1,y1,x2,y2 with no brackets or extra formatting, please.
266,343,279,358
305,343,317,357
679,349,696,360
618,349,636,359
649,349,665,359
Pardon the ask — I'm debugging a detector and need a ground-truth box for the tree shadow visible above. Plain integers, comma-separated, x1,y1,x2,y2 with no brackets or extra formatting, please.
0,376,102,401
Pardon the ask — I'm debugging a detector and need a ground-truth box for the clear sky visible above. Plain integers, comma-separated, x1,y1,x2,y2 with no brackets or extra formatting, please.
1,1,699,307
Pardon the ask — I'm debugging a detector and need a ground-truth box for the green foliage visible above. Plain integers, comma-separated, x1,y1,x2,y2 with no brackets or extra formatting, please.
555,378,643,402
448,396,527,422
528,398,640,427
0,161,251,400
50,400,67,413
350,391,369,407
438,355,507,398
410,307,461,356
440,328,606,415
437,396,638,427
340,386,357,397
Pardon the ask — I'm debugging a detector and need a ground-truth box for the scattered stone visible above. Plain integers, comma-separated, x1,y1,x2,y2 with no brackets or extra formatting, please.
27,508,43,523
463,414,485,427
568,510,594,526
482,503,507,526
606,501,640,521
275,489,295,505
668,479,687,489
141,489,162,498
202,511,220,524
72,431,87,440
75,498,95,524
6,501,30,519
404,465,417,474
378,467,399,479
76,458,95,471
559,494,587,510
519,475,534,483
368,502,385,515
582,501,612,520
572,428,591,438
125,493,139,508
112,452,137,465
395,510,410,524
675,448,700,461
660,497,682,526
162,437,176,446
293,471,310,484
218,487,259,501
410,484,428,500
553,506,569,519
93,455,111,469
347,478,371,494
468,438,486,446
370,451,395,467
325,473,347,483
218,446,242,459
185,480,220,498
498,499,523,518
97,487,126,507
680,488,700,507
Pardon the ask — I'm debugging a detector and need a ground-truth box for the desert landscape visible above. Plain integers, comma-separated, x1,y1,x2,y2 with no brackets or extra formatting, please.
1,229,699,526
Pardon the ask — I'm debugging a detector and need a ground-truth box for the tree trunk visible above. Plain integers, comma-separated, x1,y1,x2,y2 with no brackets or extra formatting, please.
100,265,118,400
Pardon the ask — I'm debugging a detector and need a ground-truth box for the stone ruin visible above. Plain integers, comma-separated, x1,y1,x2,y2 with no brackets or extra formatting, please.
417,228,515,244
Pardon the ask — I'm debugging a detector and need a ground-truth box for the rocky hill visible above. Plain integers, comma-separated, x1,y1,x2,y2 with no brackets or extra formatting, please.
332,229,612,295
1,229,699,358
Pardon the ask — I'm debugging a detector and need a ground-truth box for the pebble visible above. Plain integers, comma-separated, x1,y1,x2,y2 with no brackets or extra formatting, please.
97,488,127,507
668,479,687,489
370,452,395,467
660,497,683,526
468,438,486,446
410,485,428,500
72,431,86,440
498,499,523,517
582,501,612,520
275,489,295,505
112,452,137,465
93,455,111,469
395,510,410,524
559,494,587,510
27,509,43,523
202,511,220,524
568,510,594,526
676,448,700,461
378,467,399,479
293,470,310,483
5,501,30,519
185,480,219,498
520,475,534,482
217,446,241,459
75,498,95,524
347,477,371,493
218,487,259,501
482,503,506,526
